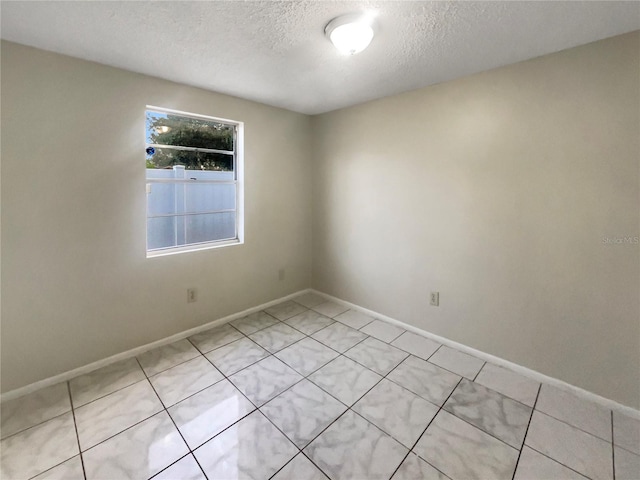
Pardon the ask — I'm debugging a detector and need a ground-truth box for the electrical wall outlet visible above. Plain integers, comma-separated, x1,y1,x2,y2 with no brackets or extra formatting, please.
430,292,439,306
187,288,197,303
278,268,285,281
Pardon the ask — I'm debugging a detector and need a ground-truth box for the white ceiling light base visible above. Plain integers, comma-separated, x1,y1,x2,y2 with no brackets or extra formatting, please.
325,13,376,56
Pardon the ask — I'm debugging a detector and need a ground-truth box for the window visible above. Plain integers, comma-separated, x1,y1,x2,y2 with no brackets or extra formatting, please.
145,106,243,256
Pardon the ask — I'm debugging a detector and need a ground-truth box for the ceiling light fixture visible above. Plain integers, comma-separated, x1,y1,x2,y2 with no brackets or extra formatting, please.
325,12,376,56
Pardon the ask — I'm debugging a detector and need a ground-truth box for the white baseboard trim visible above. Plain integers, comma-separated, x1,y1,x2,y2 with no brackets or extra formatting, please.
311,289,640,419
0,289,312,404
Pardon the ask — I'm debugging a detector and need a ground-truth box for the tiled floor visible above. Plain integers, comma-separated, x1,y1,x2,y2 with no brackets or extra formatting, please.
1,292,639,480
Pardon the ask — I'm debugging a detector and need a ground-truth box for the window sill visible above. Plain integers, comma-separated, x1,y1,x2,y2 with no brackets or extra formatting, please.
146,238,243,258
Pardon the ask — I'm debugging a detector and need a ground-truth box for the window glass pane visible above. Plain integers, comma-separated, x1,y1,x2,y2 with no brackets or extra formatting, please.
186,212,236,244
146,110,234,151
146,147,233,173
147,182,236,216
147,212,236,251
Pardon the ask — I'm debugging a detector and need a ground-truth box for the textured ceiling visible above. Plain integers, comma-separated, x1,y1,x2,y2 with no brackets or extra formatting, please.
1,1,639,114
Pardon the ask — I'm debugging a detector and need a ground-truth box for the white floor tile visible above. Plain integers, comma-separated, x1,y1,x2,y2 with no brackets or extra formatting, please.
272,453,328,480
168,379,255,449
275,337,339,376
312,322,368,353
613,411,640,455
513,446,587,480
265,300,308,320
248,322,305,353
536,384,612,441
360,319,405,343
0,382,71,440
344,337,408,375
474,363,540,407
0,412,79,480
149,356,224,406
353,379,438,448
229,356,302,406
293,292,326,309
230,311,279,335
428,346,484,379
32,456,85,480
334,309,375,330
312,301,349,318
152,455,206,480
305,410,408,480
205,337,269,376
285,310,335,335
308,356,381,406
391,332,441,360
615,446,640,480
525,411,613,480
261,379,347,448
387,355,461,406
82,411,188,480
69,357,145,407
137,339,200,377
391,453,449,480
75,380,163,451
193,410,298,480
188,323,244,354
415,410,519,480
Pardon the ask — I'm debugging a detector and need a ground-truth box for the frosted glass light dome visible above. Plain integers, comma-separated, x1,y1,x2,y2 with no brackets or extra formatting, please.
325,13,376,55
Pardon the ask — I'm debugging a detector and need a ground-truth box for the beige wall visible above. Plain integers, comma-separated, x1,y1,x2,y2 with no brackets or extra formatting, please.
1,41,313,393
311,32,640,408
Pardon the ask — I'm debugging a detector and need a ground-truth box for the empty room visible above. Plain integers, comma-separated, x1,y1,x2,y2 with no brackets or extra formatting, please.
1,1,639,479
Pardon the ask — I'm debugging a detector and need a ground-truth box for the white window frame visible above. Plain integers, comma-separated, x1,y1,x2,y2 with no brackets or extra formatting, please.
145,105,244,258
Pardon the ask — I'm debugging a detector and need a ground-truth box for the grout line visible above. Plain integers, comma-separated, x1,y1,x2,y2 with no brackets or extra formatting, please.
472,362,487,382
611,410,616,480
147,452,192,479
510,383,542,480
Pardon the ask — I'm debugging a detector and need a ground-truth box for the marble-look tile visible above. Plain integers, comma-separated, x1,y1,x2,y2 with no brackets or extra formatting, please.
334,309,375,330
230,311,279,335
312,301,349,318
525,411,613,480
428,346,485,379
188,323,244,354
285,310,335,335
137,339,201,377
0,382,71,439
613,411,640,455
615,446,640,480
194,410,298,480
513,446,587,480
387,355,461,406
205,337,269,376
83,411,188,479
248,322,305,353
229,356,302,406
153,455,206,480
33,456,84,480
312,322,368,353
474,363,540,407
536,384,612,441
305,410,408,480
293,292,326,308
75,380,163,451
391,332,441,360
69,357,146,407
360,319,405,343
272,453,328,480
415,410,518,480
149,356,224,406
168,379,255,449
0,412,78,480
261,379,347,448
353,379,438,448
391,453,450,480
275,337,339,376
308,356,382,406
265,300,308,320
444,379,532,448
345,337,409,375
